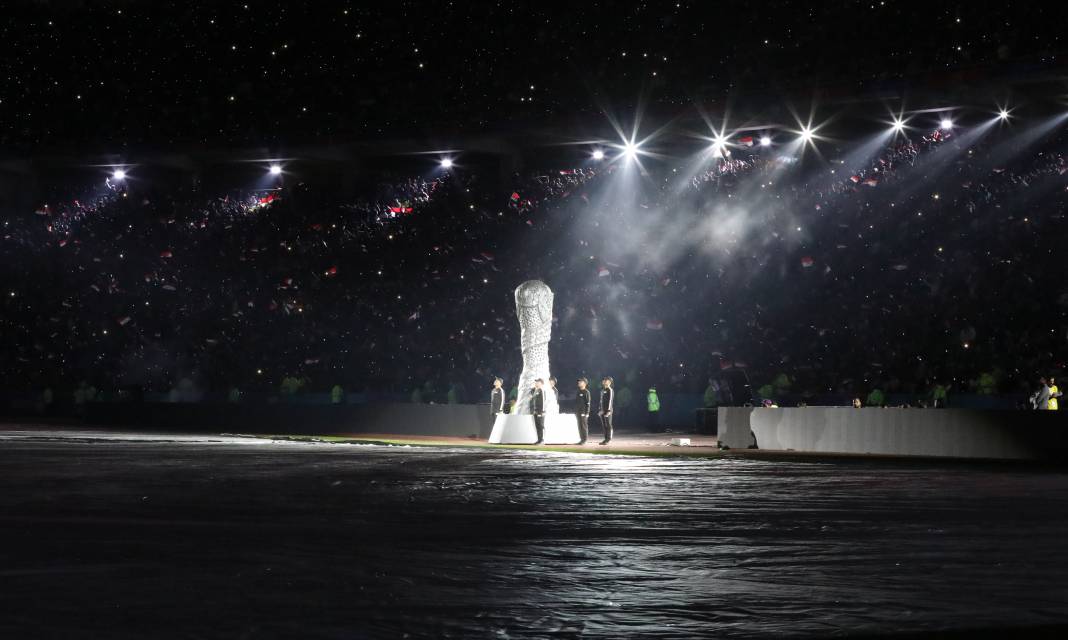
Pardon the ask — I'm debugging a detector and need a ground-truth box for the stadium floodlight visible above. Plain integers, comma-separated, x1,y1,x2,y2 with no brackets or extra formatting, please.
799,126,814,143
440,158,454,169
759,136,772,147
891,118,906,133
112,169,126,181
998,108,1010,121
940,117,953,130
592,149,605,160
710,135,728,157
622,141,639,161
269,164,282,175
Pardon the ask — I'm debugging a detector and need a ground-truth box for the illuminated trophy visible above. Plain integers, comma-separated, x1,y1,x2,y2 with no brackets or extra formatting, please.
514,280,558,415
488,280,579,444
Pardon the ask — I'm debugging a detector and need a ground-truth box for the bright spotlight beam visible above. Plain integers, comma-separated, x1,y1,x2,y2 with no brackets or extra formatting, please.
592,149,605,160
709,134,730,158
787,110,827,155
112,169,126,180
600,112,663,174
940,117,954,130
759,136,772,147
268,164,282,175
440,158,454,169
885,108,911,136
598,102,668,174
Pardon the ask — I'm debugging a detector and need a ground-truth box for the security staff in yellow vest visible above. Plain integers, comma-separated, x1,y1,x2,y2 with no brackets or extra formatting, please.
1049,377,1062,411
646,386,661,432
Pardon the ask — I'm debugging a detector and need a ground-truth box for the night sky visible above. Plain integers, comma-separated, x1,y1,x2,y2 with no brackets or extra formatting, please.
3,1,1067,151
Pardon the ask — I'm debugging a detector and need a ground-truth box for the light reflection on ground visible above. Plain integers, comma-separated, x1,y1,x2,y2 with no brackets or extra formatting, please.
1,428,1067,638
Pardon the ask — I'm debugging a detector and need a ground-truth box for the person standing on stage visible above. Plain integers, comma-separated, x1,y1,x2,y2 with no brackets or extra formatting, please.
598,376,614,445
548,376,559,413
490,377,506,416
576,378,591,444
531,378,546,444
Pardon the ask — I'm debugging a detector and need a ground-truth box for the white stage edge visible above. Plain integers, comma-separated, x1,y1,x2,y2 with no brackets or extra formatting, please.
488,414,582,444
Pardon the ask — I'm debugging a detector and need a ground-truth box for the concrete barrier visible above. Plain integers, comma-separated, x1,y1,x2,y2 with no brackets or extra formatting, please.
717,407,1068,460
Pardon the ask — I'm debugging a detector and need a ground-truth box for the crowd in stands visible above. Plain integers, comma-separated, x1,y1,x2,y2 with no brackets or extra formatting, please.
2,122,1066,411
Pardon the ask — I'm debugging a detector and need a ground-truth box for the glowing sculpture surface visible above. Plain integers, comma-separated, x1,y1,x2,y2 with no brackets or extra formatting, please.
513,280,558,415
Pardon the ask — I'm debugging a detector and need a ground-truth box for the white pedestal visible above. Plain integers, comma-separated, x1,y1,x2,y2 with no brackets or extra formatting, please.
488,413,582,445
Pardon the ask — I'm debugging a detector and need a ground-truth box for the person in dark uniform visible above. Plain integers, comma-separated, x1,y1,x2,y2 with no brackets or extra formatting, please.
575,378,591,444
490,377,506,416
599,376,614,445
531,378,545,444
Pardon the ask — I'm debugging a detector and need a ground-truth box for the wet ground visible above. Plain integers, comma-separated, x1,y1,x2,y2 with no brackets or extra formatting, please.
2,427,1068,638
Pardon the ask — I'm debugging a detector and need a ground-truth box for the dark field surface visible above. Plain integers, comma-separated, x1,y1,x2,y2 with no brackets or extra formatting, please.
2,428,1068,639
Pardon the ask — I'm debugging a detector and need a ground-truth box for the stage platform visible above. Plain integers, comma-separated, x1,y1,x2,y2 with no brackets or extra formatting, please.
488,413,581,444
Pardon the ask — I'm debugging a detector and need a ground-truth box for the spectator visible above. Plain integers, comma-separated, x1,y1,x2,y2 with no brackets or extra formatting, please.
1031,378,1050,410
2,123,1066,410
